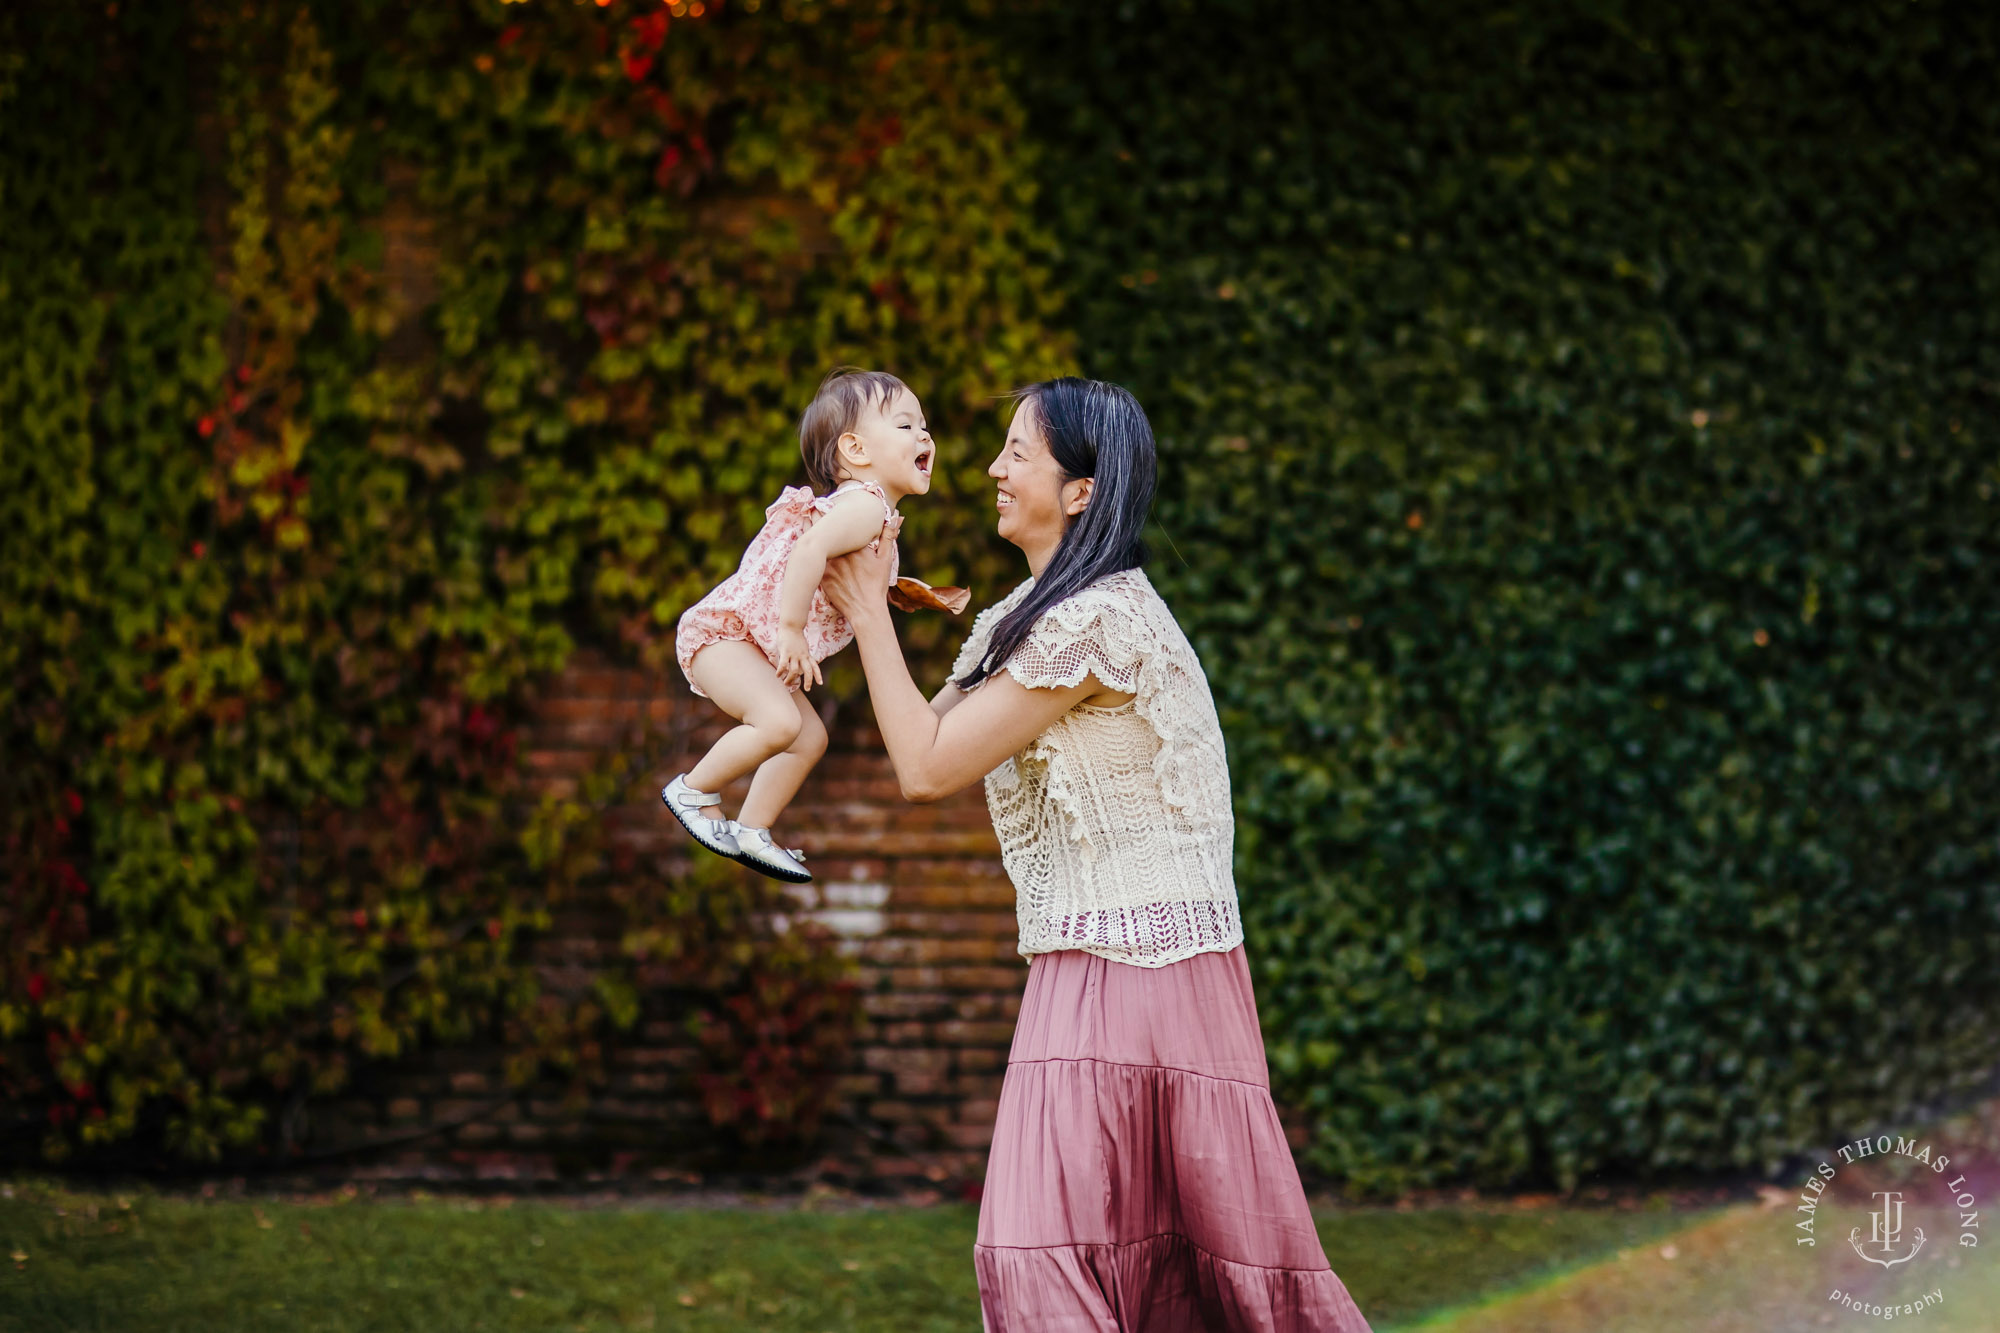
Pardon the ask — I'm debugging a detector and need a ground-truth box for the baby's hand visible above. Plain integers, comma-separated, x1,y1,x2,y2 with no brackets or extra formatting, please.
774,627,822,692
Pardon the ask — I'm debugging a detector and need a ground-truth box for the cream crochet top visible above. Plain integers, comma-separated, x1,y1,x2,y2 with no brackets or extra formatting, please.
951,567,1244,967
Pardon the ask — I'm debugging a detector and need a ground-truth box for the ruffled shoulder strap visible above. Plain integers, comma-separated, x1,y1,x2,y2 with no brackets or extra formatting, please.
817,478,894,522
764,484,820,521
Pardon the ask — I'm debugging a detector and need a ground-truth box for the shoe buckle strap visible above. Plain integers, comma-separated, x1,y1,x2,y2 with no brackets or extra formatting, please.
735,826,805,860
670,779,721,809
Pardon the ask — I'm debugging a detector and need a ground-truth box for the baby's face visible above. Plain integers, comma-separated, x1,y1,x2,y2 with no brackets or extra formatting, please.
854,387,935,499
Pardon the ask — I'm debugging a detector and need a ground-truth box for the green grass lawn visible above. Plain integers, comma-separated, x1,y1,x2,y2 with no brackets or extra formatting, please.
0,1179,1702,1332
1418,1201,2000,1333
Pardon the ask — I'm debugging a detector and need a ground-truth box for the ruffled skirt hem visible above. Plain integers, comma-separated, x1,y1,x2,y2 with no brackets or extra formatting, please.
975,945,1372,1331
975,1232,1371,1333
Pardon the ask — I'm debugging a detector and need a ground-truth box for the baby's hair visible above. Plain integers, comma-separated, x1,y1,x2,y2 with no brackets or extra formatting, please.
799,366,910,492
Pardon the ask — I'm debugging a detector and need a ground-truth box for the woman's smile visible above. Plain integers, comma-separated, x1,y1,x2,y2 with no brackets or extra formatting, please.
987,399,1088,575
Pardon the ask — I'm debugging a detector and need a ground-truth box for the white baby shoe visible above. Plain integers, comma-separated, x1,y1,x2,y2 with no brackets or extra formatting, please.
729,822,812,884
661,774,739,859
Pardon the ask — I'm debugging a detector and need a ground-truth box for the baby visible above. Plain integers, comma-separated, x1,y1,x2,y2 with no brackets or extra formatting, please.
663,368,964,884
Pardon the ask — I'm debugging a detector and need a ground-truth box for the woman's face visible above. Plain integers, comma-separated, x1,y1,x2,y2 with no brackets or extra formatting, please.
989,398,1091,570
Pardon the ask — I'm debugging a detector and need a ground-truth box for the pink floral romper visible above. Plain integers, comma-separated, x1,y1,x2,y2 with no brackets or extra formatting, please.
675,479,898,698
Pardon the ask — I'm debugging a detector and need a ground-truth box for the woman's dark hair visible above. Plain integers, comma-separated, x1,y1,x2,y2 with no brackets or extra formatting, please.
954,377,1157,690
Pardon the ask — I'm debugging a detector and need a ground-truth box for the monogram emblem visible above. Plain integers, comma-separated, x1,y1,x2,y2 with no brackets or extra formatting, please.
1847,1190,1926,1268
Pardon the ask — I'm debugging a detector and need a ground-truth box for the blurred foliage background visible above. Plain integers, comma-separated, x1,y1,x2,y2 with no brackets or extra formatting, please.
1002,0,2000,1194
3,0,1997,1195
0,0,1066,1165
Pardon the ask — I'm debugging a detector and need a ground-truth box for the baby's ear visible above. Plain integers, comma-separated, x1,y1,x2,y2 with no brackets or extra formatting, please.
836,430,869,467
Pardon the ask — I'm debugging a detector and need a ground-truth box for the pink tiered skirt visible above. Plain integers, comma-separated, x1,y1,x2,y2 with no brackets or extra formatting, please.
974,944,1373,1332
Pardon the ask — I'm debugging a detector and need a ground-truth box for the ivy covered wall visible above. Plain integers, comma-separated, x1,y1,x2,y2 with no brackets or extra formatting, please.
5,0,1998,1195
1008,0,2000,1193
1,0,1067,1164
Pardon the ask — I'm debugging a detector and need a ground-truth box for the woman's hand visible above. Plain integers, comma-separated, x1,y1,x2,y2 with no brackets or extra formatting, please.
773,626,821,691
822,513,903,623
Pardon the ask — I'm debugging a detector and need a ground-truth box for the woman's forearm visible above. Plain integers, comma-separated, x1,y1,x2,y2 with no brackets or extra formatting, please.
846,605,946,798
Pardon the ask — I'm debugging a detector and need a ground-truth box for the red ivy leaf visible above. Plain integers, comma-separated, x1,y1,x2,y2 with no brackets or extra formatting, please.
653,143,683,187
644,87,680,126
630,12,668,50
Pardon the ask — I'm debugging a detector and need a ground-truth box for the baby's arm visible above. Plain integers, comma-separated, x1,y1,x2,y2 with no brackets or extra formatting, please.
773,490,894,689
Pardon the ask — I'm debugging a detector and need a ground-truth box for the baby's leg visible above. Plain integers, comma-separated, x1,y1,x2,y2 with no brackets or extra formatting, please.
684,640,803,817
737,690,829,830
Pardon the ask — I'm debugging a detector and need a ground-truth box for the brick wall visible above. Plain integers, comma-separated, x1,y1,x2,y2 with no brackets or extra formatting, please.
317,651,1031,1192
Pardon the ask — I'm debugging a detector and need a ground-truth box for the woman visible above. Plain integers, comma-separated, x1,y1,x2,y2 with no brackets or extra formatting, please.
822,378,1372,1332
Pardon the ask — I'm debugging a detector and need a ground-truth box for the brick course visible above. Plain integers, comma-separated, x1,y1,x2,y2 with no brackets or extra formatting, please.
319,651,1033,1189
298,651,1322,1191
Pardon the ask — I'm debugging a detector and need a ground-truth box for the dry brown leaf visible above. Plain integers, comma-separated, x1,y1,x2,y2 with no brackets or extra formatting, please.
887,577,970,614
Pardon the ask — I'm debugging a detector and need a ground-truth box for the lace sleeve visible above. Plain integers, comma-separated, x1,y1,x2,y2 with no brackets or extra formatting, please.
1005,572,1230,818
951,579,1035,688
996,584,1144,694
950,621,991,685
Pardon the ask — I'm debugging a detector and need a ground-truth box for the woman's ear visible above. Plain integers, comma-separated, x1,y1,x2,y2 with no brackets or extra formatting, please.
1064,476,1094,517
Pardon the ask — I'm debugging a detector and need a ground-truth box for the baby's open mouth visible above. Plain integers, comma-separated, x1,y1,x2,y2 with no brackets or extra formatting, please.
915,447,933,476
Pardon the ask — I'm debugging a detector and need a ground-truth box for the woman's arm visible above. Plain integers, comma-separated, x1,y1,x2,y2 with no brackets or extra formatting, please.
845,607,1098,801
823,523,1122,801
930,680,967,720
